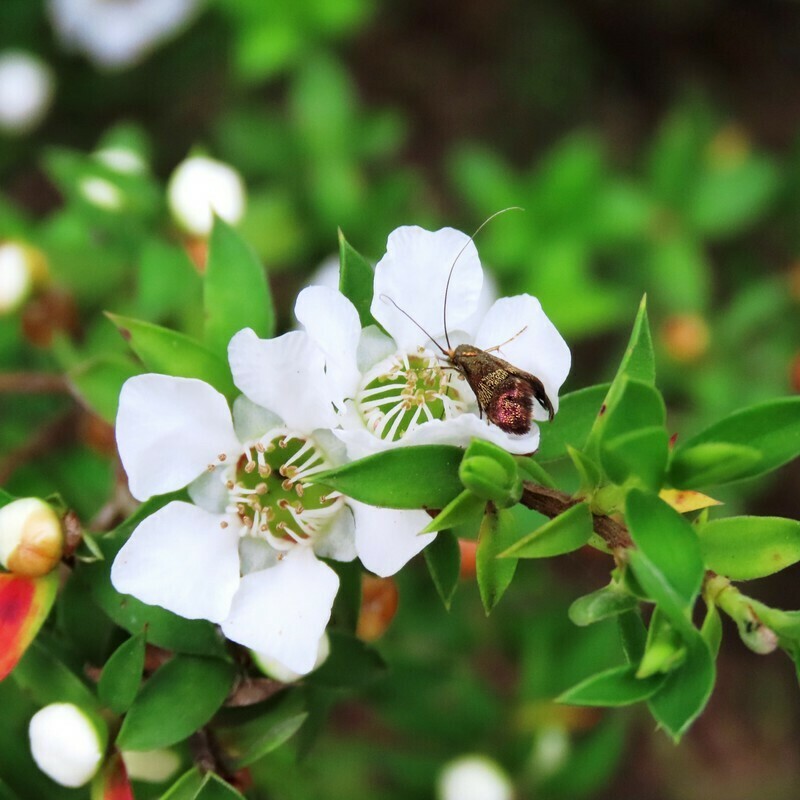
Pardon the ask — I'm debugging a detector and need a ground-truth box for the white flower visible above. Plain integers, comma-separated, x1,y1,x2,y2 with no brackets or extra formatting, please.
294,226,571,460
113,329,432,673
251,631,330,683
0,51,54,135
437,755,514,800
0,242,34,314
47,0,201,70
167,155,246,237
29,703,107,788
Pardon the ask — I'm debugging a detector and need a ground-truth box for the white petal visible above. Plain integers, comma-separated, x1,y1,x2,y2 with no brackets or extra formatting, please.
116,375,240,501
222,547,339,674
111,501,241,624
232,394,281,443
474,294,571,420
313,506,357,563
371,226,483,350
356,325,396,374
295,286,361,407
239,537,279,574
228,328,337,431
349,501,435,577
187,469,229,514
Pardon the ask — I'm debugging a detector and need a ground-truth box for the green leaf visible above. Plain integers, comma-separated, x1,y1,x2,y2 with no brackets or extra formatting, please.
584,297,654,459
458,439,522,507
618,609,647,664
216,693,308,769
647,636,715,741
499,502,593,559
338,229,376,327
515,456,557,488
68,355,141,424
205,217,274,355
637,610,686,678
83,497,228,657
117,655,235,750
536,384,609,462
557,664,665,707
701,603,723,658
98,632,145,714
476,508,519,613
697,516,800,579
329,560,361,633
306,631,386,689
160,770,245,800
569,584,639,627
424,529,461,609
567,446,602,493
602,426,669,491
625,489,704,620
421,489,486,534
669,398,800,487
107,314,236,398
314,445,463,509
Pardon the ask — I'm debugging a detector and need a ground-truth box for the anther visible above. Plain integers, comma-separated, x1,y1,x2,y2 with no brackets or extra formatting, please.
207,464,216,472
295,483,304,497
244,460,256,473
258,464,272,477
226,480,234,489
218,453,227,462
220,521,229,529
255,483,268,495
255,442,266,453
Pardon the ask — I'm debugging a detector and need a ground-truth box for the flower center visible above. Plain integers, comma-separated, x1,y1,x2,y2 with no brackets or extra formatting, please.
355,350,469,442
221,430,343,551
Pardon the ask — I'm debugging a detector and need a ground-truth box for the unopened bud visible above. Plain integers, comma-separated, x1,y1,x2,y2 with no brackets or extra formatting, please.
660,314,710,364
168,155,246,237
459,440,522,508
0,242,34,314
122,748,181,783
29,703,107,788
437,755,514,800
0,498,64,577
357,575,399,642
251,632,330,683
738,615,779,655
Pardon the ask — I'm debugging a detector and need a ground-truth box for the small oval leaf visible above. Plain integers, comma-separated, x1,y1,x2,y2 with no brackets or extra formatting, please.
557,664,665,707
499,502,593,559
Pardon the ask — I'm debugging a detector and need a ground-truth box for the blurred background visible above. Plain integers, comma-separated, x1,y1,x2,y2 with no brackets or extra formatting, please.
1,1,799,798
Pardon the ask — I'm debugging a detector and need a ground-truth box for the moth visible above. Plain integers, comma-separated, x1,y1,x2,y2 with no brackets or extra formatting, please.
382,211,555,436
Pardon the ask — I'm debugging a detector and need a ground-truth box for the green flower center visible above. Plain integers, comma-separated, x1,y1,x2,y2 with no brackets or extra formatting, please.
223,431,342,549
356,351,468,442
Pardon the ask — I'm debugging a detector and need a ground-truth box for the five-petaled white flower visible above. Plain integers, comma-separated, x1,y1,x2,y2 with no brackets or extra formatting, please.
276,226,571,461
112,326,433,674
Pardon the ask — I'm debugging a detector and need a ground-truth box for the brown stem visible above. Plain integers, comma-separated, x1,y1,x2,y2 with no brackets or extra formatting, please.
0,372,69,394
520,481,633,550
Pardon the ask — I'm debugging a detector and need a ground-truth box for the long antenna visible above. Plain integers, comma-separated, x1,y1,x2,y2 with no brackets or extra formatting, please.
379,294,447,356
442,207,524,349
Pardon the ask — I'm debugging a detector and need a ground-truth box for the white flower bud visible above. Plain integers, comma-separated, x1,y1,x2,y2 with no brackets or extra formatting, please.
167,155,246,237
437,755,514,800
95,147,146,174
79,176,124,210
0,498,64,577
251,632,330,683
0,51,54,135
122,748,181,783
0,243,35,314
29,703,107,788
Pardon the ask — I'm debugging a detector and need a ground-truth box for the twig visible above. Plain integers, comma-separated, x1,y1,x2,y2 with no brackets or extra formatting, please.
0,372,69,394
520,481,633,550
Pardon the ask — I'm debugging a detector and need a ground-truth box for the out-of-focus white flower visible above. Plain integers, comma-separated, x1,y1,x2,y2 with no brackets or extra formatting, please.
0,497,64,577
0,51,54,135
95,147,147,175
437,755,514,800
251,632,330,683
298,226,570,461
47,0,201,70
121,749,181,783
0,243,34,314
29,703,107,788
168,155,246,237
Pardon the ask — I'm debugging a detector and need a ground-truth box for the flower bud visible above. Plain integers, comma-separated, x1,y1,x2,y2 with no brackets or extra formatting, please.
251,632,330,683
0,498,64,577
0,242,34,314
737,615,779,655
121,748,181,783
29,703,107,788
437,755,514,800
0,51,53,135
356,575,399,642
459,440,522,508
168,155,246,237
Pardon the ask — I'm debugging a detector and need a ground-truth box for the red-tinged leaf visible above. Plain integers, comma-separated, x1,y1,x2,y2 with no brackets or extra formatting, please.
91,752,134,800
0,571,58,681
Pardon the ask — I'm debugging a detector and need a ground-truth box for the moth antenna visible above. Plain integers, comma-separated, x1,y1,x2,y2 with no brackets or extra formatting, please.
378,294,447,356
442,206,524,350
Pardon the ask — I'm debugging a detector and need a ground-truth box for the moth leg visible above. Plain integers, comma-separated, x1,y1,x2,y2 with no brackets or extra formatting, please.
484,325,528,354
